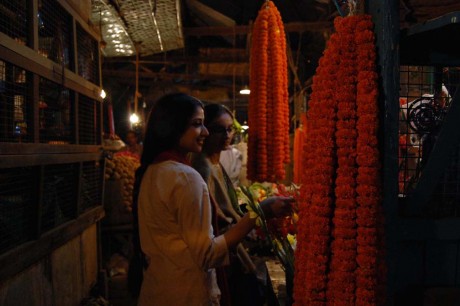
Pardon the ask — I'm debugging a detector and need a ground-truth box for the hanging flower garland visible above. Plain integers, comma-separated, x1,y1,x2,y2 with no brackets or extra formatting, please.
248,1,289,182
326,16,359,306
293,14,385,306
355,15,386,306
293,28,341,305
247,5,269,181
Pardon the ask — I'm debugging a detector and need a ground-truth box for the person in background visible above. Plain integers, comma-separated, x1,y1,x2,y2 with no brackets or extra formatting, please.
120,130,143,160
192,103,264,306
219,145,243,188
130,93,294,306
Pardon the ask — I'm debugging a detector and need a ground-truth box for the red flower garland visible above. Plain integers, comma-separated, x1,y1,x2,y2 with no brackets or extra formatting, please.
355,15,386,306
294,14,385,306
294,27,341,305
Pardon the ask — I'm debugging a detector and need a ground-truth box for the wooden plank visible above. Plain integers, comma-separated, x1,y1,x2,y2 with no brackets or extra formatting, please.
0,143,102,155
182,21,333,36
0,206,104,282
31,72,40,143
186,0,236,28
0,153,103,168
51,236,83,306
0,34,101,100
36,166,44,238
102,68,242,80
75,92,80,145
405,91,460,215
29,0,38,51
0,262,53,306
77,162,83,216
81,224,98,293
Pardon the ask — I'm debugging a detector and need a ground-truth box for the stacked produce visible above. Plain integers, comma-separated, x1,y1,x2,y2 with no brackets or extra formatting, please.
105,154,140,212
247,0,290,182
293,15,386,306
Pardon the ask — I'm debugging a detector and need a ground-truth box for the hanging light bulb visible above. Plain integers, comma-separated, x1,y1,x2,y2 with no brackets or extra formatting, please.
130,113,140,124
239,85,250,95
100,89,106,99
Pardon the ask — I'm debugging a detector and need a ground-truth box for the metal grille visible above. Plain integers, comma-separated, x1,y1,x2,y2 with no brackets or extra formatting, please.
0,0,29,45
76,24,99,84
79,94,101,145
39,77,74,144
38,0,73,69
41,163,78,233
80,160,103,212
0,60,33,143
399,65,460,217
0,167,37,253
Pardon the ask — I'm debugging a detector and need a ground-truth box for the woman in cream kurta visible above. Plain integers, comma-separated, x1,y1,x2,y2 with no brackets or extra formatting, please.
133,93,293,306
138,160,229,306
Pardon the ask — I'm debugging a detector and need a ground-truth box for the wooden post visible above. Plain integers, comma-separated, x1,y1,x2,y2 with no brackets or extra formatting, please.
367,0,400,304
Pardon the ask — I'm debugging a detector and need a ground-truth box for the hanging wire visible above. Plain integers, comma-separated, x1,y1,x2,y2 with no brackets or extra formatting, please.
232,26,236,112
134,43,140,114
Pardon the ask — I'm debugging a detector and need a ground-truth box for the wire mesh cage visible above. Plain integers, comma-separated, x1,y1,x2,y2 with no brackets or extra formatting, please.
80,160,103,212
0,60,33,143
39,77,74,144
79,94,101,145
76,23,99,84
0,0,29,45
41,163,78,233
38,0,73,69
399,65,460,217
0,167,38,253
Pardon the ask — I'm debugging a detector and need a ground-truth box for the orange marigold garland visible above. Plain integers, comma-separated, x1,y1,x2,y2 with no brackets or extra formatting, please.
293,28,341,305
248,6,269,180
294,14,385,306
248,1,289,182
355,15,386,306
327,16,359,305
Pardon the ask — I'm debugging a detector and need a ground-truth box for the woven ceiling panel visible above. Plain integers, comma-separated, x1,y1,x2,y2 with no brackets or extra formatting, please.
91,0,183,57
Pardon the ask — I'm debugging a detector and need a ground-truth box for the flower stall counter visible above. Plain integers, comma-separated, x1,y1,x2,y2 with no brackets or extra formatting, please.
237,182,299,305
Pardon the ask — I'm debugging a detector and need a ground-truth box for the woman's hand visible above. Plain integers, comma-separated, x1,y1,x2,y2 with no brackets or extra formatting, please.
260,196,295,218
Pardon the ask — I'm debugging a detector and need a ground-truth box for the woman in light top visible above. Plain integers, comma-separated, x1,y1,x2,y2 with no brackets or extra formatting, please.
192,103,263,306
132,93,293,306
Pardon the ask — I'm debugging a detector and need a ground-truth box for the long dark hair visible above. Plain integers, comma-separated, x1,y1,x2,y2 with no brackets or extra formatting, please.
128,93,203,296
203,103,233,127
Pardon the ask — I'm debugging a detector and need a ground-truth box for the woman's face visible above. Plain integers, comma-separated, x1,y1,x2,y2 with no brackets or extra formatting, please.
178,107,209,153
205,112,235,153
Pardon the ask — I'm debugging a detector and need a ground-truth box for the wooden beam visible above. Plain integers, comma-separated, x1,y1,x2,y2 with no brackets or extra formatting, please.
0,206,104,282
0,143,102,155
102,69,237,81
0,153,103,169
186,0,236,27
103,54,249,64
182,21,333,36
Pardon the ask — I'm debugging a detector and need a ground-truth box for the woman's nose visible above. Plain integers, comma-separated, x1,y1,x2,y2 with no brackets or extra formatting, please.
201,126,209,136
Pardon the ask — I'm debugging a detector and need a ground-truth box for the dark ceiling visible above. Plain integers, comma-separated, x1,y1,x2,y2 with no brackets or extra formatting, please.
101,0,344,120
101,0,460,132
